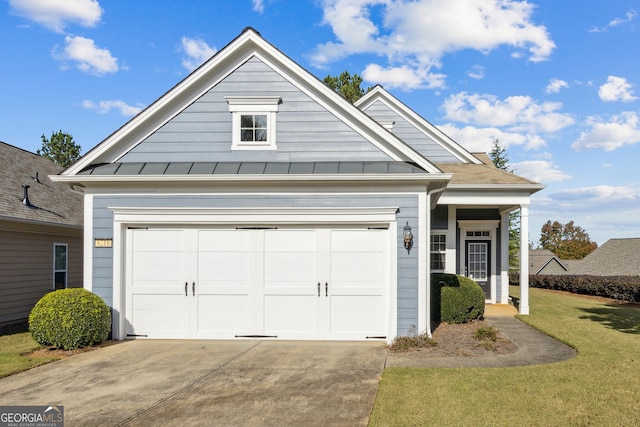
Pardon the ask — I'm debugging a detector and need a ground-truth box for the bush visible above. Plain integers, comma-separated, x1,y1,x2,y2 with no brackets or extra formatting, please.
509,273,640,302
388,325,437,352
433,273,485,324
29,288,111,350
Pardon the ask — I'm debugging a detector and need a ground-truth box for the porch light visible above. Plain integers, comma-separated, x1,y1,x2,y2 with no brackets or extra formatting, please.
403,221,413,254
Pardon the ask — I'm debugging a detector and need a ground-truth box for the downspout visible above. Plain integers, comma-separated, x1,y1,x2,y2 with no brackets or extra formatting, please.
424,185,448,338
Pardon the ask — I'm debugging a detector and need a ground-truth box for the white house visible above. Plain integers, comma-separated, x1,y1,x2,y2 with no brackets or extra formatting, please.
52,28,542,342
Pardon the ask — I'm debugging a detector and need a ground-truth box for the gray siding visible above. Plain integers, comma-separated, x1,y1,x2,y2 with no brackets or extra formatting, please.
0,226,82,326
361,100,460,163
431,205,448,230
91,193,420,336
120,57,391,163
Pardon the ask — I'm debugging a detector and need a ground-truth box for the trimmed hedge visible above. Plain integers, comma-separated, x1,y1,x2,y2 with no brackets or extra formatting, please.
432,273,485,323
29,288,111,350
509,273,640,302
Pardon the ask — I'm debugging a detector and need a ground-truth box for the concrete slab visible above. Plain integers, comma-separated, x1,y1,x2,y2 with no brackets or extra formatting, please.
0,340,386,426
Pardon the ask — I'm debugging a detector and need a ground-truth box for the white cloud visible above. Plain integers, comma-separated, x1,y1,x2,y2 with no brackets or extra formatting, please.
589,9,637,32
252,0,264,13
598,76,638,102
180,36,217,71
547,185,640,209
572,111,640,151
9,0,102,33
361,64,446,90
545,78,568,94
511,160,571,183
441,92,575,134
82,100,143,116
53,35,118,75
437,123,546,152
467,65,485,80
311,0,555,88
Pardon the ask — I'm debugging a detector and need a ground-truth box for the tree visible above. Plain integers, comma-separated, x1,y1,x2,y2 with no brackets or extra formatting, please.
488,139,520,270
37,130,82,168
323,71,372,103
539,220,598,260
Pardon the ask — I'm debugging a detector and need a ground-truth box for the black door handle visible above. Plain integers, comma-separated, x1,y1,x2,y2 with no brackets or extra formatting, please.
325,282,328,297
317,282,321,297
185,282,188,296
192,282,196,296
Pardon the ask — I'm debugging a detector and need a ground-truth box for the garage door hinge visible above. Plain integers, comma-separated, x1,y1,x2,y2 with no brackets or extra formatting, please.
367,227,388,230
235,227,278,230
127,334,148,337
366,336,386,339
235,334,278,338
127,226,149,230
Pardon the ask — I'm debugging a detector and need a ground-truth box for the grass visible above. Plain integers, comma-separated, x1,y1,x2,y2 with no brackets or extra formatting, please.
0,331,60,379
370,287,640,426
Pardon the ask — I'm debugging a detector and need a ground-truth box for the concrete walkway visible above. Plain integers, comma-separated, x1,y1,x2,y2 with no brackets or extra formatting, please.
386,304,577,368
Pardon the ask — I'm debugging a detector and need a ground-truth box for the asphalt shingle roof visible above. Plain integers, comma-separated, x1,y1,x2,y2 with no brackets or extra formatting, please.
0,142,83,228
567,238,640,276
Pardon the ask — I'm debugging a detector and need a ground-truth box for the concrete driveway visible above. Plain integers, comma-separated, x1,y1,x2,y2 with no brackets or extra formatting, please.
0,340,387,426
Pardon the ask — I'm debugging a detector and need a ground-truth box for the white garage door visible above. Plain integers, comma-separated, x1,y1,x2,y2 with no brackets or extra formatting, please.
125,227,389,340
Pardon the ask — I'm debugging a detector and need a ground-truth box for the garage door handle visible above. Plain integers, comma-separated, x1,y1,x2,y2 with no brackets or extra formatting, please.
185,282,188,297
325,282,328,297
192,282,196,296
317,282,321,297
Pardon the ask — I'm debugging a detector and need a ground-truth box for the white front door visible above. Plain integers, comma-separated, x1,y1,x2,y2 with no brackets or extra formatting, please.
125,227,389,340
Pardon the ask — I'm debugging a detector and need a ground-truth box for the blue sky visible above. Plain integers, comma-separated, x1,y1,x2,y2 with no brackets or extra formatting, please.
2,0,639,245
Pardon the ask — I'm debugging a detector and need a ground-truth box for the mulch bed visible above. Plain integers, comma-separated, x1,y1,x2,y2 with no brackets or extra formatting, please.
389,320,519,358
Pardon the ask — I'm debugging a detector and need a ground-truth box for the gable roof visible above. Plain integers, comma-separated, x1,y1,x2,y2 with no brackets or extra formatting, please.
356,86,482,164
567,238,640,276
529,249,568,275
436,154,543,188
0,142,83,228
61,28,441,177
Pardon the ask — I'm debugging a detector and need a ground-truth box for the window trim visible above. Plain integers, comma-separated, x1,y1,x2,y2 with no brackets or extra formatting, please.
226,96,280,150
53,243,68,290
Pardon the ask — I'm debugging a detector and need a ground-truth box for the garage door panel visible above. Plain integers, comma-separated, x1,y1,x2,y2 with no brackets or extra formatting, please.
264,230,317,252
330,295,385,334
196,295,250,334
199,252,254,284
264,252,317,286
330,252,386,286
264,295,317,334
130,294,188,338
198,230,254,251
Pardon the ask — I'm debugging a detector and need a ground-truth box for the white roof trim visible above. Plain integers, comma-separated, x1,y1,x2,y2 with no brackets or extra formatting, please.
62,28,441,176
356,86,482,164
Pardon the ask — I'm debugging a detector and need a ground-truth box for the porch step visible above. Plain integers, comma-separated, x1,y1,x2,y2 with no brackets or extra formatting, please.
485,303,518,317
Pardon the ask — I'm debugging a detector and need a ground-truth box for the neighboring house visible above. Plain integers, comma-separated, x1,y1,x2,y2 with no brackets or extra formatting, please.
529,249,569,275
52,28,542,342
0,142,83,327
562,238,640,276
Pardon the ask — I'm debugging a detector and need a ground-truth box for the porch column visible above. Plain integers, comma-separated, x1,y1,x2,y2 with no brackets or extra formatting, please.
500,211,509,304
519,205,530,314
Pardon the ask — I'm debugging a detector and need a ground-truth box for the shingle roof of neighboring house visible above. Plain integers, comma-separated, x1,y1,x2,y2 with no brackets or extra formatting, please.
0,141,83,228
567,238,640,276
529,249,569,274
436,153,542,186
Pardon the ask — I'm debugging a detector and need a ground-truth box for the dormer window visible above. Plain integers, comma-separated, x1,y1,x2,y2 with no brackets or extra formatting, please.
226,96,281,150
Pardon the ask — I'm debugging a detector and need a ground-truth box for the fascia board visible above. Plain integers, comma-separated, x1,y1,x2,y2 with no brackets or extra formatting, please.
356,87,481,165
445,183,546,193
50,173,452,185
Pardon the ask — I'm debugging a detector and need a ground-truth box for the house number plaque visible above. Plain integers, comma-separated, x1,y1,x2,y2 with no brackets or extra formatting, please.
94,238,113,248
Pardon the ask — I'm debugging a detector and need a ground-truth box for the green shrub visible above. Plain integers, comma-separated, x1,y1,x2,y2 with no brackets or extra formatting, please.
509,273,640,302
29,288,111,350
433,273,485,324
473,325,497,342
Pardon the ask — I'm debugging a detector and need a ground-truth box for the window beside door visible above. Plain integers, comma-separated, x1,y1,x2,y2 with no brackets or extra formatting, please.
53,243,68,290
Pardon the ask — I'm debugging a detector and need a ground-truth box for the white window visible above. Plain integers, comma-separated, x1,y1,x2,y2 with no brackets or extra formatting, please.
54,243,68,290
430,234,446,271
226,96,281,150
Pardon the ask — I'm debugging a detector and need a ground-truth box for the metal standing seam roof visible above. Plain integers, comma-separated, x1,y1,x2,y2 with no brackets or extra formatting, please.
79,161,431,176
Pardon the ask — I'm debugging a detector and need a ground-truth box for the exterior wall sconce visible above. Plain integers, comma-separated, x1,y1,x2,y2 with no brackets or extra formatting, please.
403,221,413,254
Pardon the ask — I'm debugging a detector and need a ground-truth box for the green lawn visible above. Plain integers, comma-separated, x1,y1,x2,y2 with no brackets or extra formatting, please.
0,332,60,378
370,288,640,426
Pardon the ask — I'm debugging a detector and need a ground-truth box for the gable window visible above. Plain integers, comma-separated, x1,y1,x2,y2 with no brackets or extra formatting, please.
430,234,446,271
226,96,281,150
54,243,68,290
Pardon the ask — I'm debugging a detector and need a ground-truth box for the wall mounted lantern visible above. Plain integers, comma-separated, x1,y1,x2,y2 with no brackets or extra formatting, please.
403,221,413,254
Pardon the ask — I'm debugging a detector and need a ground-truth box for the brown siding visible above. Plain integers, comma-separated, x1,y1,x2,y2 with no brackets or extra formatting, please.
0,224,82,326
